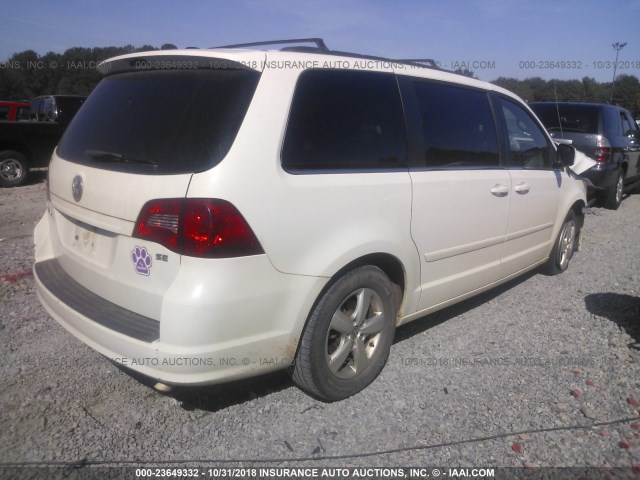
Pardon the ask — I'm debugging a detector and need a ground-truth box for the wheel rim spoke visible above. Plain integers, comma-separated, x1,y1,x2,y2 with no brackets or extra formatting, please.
328,337,353,374
353,288,373,326
359,311,384,335
351,336,370,373
330,310,353,334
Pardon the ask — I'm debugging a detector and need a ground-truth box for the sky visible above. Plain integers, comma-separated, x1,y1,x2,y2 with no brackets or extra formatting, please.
0,0,638,83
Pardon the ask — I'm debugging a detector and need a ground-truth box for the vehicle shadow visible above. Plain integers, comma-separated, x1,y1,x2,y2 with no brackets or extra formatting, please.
394,269,537,343
24,170,47,186
111,269,540,412
111,360,294,412
584,292,640,349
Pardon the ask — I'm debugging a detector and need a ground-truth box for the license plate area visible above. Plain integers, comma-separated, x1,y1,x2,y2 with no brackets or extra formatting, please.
57,210,118,267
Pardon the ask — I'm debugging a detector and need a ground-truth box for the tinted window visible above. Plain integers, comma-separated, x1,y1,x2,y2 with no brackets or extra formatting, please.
620,111,637,137
30,99,44,120
282,70,407,170
0,107,8,120
500,98,552,169
16,106,30,121
530,103,599,134
54,97,85,124
412,81,499,168
57,69,260,174
624,112,640,137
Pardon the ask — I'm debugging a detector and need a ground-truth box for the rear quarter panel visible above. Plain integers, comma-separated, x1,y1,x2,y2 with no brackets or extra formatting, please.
185,64,421,315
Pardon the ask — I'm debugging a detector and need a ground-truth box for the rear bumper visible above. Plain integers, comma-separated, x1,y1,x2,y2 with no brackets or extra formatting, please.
581,163,620,190
34,216,327,386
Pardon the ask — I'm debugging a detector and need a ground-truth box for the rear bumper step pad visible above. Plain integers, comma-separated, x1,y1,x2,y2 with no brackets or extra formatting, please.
35,259,160,342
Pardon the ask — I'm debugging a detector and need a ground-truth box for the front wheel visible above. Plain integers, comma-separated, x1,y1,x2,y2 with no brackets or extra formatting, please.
0,150,29,188
291,266,399,401
543,209,578,276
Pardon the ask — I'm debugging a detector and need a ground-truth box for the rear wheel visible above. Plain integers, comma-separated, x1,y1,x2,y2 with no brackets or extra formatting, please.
0,150,29,188
543,210,578,276
291,266,398,401
602,172,623,210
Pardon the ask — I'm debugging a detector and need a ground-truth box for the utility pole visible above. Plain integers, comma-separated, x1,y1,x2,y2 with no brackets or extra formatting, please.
610,42,627,102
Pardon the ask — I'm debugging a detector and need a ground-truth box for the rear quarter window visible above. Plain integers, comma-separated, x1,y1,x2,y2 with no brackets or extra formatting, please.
281,70,407,171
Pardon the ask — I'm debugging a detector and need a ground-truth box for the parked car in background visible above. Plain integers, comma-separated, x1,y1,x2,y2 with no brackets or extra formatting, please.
530,102,640,209
0,100,31,121
0,95,86,187
35,40,589,401
30,95,85,123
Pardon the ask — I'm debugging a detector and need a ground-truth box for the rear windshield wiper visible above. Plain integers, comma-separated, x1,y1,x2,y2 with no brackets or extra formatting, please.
84,150,158,166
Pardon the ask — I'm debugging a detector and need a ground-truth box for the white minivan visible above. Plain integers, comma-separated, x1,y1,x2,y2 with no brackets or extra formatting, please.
34,39,592,401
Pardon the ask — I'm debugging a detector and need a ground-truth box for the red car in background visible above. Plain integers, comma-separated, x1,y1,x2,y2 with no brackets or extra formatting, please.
0,101,31,121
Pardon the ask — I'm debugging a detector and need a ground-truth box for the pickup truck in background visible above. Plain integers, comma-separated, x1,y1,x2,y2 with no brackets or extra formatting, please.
0,95,85,187
0,101,31,121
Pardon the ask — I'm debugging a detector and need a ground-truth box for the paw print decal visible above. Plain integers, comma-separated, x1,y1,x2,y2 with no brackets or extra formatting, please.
131,246,152,276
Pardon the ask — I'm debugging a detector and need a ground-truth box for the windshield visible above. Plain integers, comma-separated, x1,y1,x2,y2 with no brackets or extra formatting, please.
57,68,261,174
530,103,600,134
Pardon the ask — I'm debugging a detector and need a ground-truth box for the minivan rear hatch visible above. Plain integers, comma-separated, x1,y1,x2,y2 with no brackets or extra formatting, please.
53,50,263,220
44,51,263,320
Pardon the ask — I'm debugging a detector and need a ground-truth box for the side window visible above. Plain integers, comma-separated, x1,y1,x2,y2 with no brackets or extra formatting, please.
282,70,407,170
499,98,553,169
44,98,55,121
412,81,499,168
17,107,30,121
620,111,636,137
0,107,8,121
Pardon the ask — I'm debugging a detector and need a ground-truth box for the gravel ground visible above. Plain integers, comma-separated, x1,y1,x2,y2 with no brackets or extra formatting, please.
1,178,639,477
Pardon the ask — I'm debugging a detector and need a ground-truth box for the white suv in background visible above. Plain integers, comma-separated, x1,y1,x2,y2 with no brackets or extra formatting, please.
34,39,593,401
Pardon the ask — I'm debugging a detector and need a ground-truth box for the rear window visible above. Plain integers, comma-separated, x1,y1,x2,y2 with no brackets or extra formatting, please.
530,103,600,134
57,68,261,174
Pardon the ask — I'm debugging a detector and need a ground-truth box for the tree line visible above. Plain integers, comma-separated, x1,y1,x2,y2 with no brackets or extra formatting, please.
492,75,640,118
1,45,639,118
0,44,177,100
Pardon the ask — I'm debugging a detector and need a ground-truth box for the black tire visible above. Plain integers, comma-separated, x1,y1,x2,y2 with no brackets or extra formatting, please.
0,150,29,188
543,209,578,276
291,266,399,401
602,171,623,210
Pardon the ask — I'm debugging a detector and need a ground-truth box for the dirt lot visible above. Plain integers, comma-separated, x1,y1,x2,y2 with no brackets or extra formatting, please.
1,177,639,478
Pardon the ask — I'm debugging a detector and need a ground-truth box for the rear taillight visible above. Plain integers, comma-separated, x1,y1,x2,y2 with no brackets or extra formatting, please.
594,136,612,163
594,146,611,163
133,198,264,258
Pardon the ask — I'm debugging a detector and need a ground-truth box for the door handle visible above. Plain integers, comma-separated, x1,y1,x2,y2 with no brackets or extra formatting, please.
514,182,530,194
490,184,510,197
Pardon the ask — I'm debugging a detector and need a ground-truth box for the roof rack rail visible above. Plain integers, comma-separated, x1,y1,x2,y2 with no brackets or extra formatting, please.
213,38,329,51
211,38,447,73
396,58,440,69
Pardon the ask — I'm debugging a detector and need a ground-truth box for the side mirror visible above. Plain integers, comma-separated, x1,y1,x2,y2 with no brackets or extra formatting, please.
556,143,575,167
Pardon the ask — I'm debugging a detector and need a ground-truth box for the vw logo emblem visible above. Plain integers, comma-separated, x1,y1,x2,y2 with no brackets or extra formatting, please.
71,175,83,202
